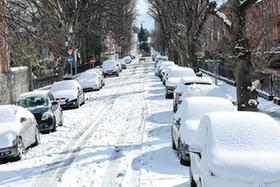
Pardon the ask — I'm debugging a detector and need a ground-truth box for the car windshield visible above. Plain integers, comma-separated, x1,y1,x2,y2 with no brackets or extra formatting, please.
80,72,97,79
0,109,16,123
103,61,116,68
51,81,76,91
17,96,48,108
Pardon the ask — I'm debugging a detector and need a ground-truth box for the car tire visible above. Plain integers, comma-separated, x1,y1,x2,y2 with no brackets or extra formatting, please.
16,137,25,160
178,140,190,166
165,92,172,99
51,118,57,132
189,168,197,187
59,112,64,126
171,127,177,150
33,127,40,146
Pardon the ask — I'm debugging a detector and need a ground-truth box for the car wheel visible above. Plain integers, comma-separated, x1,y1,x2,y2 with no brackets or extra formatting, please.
171,127,177,150
51,118,57,132
16,137,25,160
59,112,64,126
189,168,197,187
178,140,190,166
33,127,40,146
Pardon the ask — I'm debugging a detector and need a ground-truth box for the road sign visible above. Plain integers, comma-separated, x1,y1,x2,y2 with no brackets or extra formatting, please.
67,55,74,64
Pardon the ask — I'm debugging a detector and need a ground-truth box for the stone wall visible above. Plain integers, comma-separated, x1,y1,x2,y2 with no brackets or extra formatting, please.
0,66,29,104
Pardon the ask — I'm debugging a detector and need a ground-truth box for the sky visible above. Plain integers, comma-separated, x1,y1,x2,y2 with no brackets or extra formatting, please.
136,0,154,31
135,0,226,31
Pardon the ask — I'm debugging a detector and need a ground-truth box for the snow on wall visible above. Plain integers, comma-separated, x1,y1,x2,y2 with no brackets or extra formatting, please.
0,66,29,104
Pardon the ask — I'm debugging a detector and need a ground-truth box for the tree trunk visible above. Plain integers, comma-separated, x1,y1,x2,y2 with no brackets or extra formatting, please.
188,42,199,72
179,52,188,67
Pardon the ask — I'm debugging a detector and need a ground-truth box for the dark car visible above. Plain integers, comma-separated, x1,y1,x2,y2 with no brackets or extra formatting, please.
16,90,63,133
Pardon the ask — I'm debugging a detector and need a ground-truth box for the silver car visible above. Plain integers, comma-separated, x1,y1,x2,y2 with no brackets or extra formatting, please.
0,105,40,160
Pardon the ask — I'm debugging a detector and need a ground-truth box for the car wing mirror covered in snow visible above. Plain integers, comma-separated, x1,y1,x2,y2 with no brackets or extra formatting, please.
196,71,203,77
189,143,202,158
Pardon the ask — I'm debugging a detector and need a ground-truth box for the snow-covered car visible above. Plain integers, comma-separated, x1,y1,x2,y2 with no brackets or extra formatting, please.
77,71,102,91
0,105,40,160
154,55,168,67
102,60,119,77
119,59,127,69
189,112,280,187
50,80,85,109
171,97,234,166
16,90,63,132
115,60,123,72
173,77,213,112
84,68,105,87
123,56,132,64
178,84,229,105
165,67,196,98
155,60,175,77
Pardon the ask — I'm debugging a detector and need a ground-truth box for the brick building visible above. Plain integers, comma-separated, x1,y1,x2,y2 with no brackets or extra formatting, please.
202,0,280,60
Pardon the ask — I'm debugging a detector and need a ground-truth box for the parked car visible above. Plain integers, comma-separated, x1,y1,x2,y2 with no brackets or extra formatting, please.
102,60,119,77
173,77,213,112
119,59,127,69
123,56,133,64
16,90,64,132
189,112,280,187
155,60,175,78
154,55,168,67
85,68,105,87
172,97,234,166
115,60,123,72
0,105,40,160
165,67,196,98
178,84,229,105
50,80,85,109
77,71,102,91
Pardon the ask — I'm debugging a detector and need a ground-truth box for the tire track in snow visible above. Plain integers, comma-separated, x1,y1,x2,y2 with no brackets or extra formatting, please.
101,63,151,187
31,64,139,187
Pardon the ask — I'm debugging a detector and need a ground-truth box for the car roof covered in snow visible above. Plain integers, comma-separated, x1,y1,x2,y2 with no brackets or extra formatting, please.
179,77,213,85
175,96,234,122
181,84,228,99
192,112,280,182
17,90,49,100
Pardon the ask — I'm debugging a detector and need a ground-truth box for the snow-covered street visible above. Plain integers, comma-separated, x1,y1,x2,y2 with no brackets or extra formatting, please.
0,62,188,187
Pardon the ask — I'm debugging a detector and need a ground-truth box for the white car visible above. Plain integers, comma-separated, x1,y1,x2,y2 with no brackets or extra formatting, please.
171,97,234,166
173,77,214,112
155,60,175,76
102,60,119,77
78,71,102,91
115,60,123,72
123,56,132,64
189,112,280,187
178,84,229,105
165,67,196,98
0,105,40,160
50,80,85,109
154,55,168,67
85,68,105,87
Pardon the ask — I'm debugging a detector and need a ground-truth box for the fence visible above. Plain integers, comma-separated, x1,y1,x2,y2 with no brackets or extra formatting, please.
199,60,280,103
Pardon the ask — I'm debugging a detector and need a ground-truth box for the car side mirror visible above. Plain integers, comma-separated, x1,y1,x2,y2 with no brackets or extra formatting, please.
20,117,27,123
189,143,202,158
52,101,58,105
196,71,203,77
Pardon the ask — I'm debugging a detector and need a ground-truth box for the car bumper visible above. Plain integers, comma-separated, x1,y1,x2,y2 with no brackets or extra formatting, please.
60,99,78,109
0,145,19,159
103,71,118,76
38,118,55,132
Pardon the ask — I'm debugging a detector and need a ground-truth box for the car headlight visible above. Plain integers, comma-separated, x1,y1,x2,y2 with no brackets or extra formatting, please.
41,111,52,121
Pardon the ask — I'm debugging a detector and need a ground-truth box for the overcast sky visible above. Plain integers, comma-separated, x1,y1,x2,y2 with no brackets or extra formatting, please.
136,0,226,31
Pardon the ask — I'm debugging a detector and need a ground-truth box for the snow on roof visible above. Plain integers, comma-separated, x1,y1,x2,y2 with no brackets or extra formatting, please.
177,97,234,144
17,90,49,100
175,96,234,122
195,112,280,182
181,84,228,99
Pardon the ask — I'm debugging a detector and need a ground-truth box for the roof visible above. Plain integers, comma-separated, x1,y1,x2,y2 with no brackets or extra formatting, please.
17,90,49,99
